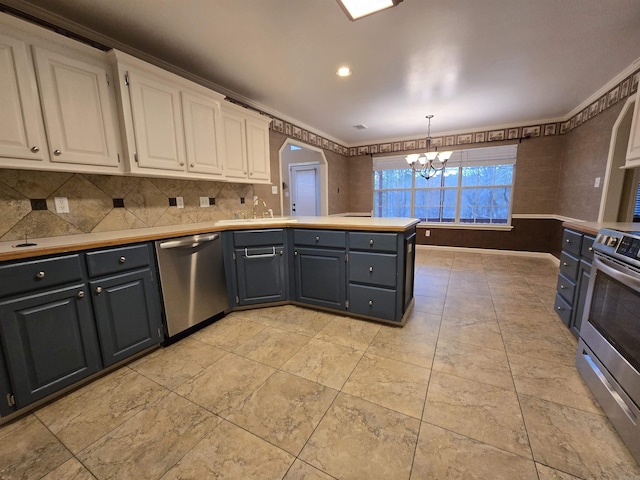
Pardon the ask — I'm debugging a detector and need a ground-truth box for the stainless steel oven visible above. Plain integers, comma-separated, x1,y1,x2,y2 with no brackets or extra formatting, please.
576,228,640,464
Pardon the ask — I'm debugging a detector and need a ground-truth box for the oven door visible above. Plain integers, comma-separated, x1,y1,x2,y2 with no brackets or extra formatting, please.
577,252,640,463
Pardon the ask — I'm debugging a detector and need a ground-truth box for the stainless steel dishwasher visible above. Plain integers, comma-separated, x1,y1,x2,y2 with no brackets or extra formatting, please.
155,233,228,337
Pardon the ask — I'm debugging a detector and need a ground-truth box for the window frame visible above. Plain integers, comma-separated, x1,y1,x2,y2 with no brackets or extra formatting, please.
372,145,517,226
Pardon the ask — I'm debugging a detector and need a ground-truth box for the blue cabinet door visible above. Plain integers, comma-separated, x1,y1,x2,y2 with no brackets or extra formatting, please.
0,284,102,407
90,269,162,367
294,247,346,310
235,247,287,305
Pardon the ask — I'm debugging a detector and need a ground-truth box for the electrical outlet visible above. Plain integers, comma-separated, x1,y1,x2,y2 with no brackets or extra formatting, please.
424,229,431,237
176,196,184,208
199,196,210,208
54,197,69,214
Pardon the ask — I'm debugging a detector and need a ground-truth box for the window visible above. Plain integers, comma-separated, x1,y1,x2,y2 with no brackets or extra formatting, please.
373,145,517,225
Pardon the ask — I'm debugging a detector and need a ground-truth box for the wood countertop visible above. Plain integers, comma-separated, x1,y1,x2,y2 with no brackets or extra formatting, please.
0,216,420,262
562,221,640,236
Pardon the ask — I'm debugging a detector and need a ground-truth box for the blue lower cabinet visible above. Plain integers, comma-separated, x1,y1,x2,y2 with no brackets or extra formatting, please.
348,284,397,321
89,268,163,367
235,247,287,305
0,284,102,408
294,247,346,310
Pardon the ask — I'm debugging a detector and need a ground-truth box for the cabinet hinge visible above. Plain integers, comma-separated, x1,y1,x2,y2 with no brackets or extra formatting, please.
345,300,350,309
157,327,163,339
235,295,240,304
124,71,130,85
105,73,110,86
117,153,121,163
232,251,236,261
134,152,139,163
345,253,349,262
6,393,15,407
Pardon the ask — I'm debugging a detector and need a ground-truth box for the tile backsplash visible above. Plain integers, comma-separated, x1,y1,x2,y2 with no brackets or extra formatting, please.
0,169,257,241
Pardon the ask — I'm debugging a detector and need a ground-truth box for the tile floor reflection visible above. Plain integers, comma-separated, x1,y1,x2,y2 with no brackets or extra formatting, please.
2,249,639,479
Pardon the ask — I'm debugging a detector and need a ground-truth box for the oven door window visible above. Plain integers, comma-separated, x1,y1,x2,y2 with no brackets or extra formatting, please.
589,270,640,372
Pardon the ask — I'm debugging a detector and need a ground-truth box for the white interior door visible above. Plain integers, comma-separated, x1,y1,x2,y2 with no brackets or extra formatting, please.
290,164,319,216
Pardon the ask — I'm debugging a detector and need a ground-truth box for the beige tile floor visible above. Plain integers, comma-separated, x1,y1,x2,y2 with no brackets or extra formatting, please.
2,249,640,479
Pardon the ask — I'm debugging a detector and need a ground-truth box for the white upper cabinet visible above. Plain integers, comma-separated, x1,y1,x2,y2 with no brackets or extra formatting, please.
32,47,121,169
625,93,640,168
125,67,187,172
220,102,271,183
112,50,229,180
182,89,224,176
0,13,123,174
0,32,47,165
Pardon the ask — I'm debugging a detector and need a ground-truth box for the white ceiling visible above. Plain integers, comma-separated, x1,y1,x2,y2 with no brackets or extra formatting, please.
5,0,640,146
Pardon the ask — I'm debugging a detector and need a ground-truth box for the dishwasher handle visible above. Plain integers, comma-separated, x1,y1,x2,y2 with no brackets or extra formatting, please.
244,247,276,258
159,233,220,250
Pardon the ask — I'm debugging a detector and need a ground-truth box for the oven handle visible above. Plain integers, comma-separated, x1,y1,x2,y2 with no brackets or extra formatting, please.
593,254,640,293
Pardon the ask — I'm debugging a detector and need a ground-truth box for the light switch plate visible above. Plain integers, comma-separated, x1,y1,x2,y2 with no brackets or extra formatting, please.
199,196,210,207
271,185,278,195
54,196,69,214
176,196,184,208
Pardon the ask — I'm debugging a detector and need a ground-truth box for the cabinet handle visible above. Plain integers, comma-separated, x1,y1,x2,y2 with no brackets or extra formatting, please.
95,286,103,294
565,239,571,243
316,236,320,242
562,262,568,266
77,291,85,298
556,306,562,311
119,256,126,264
294,251,298,256
560,285,565,289
36,271,45,279
369,266,373,272
31,146,39,153
179,162,185,166
369,239,374,245
53,149,61,156
190,163,194,167
279,250,283,256
368,300,373,306
589,247,593,252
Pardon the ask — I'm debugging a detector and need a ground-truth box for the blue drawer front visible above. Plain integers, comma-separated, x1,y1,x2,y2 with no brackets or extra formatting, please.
86,244,150,278
349,252,397,287
0,255,83,298
349,284,397,321
294,229,346,248
348,232,398,252
559,251,579,281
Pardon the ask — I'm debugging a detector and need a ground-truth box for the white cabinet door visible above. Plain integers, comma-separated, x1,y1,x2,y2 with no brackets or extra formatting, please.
221,106,249,180
626,93,640,167
0,33,47,164
182,90,224,176
126,69,186,172
32,46,120,169
246,115,271,182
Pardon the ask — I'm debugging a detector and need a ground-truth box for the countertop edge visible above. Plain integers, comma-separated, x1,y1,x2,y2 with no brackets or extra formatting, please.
0,218,420,262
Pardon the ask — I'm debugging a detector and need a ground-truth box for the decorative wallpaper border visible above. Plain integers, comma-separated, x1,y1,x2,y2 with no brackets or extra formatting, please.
255,68,640,158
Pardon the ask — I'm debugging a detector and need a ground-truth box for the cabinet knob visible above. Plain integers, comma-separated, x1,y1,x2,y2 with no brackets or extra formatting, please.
369,266,373,272
369,239,374,245
589,247,593,252
368,300,373,306
53,149,61,156
557,306,562,311
95,286,103,294
190,163,194,167
316,236,320,242
560,285,565,289
77,291,85,298
565,239,570,243
36,271,45,279
562,262,568,266
279,250,283,256
119,256,126,264
294,251,298,256
180,162,185,166
31,146,39,153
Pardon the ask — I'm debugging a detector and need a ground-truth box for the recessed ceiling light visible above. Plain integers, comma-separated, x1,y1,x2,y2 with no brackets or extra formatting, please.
337,0,403,21
337,66,352,77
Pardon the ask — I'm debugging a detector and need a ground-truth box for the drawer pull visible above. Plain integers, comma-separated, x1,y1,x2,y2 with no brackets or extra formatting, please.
77,291,85,298
31,146,39,153
369,239,374,245
369,266,373,272
562,262,568,266
557,306,562,311
95,286,103,294
560,285,565,289
316,236,320,242
589,247,593,252
565,239,571,243
368,300,373,306
119,256,126,264
53,149,61,156
36,271,45,279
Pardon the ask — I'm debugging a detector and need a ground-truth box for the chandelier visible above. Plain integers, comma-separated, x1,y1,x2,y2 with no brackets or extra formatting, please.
405,115,453,180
